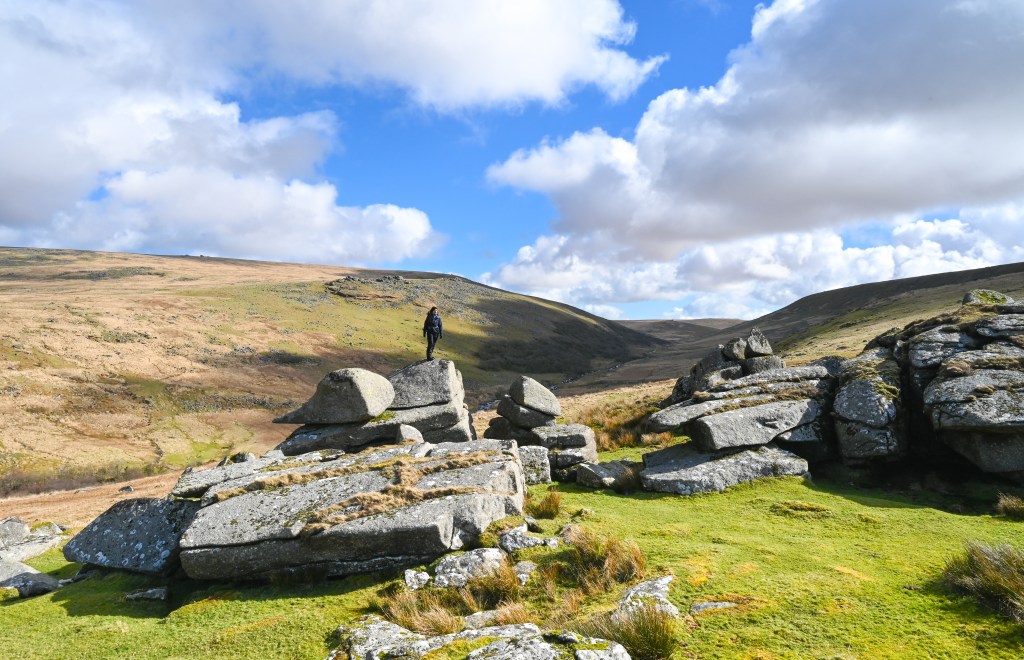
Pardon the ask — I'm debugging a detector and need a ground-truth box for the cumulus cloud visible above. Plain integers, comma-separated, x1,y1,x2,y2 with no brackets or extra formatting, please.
488,0,1024,254
484,206,1024,319
2,1,658,261
151,0,665,109
485,0,1024,316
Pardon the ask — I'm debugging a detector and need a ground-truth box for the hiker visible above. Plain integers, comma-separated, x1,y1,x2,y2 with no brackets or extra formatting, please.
422,305,443,360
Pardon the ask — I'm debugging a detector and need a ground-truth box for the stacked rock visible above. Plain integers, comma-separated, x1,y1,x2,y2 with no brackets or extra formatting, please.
483,376,598,480
275,360,474,455
663,327,783,407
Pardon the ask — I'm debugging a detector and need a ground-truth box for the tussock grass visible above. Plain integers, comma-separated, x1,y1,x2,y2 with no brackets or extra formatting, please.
943,541,1024,622
371,558,524,634
487,601,535,626
372,589,464,635
996,494,1024,520
564,526,646,595
525,490,562,519
303,485,482,533
572,602,681,660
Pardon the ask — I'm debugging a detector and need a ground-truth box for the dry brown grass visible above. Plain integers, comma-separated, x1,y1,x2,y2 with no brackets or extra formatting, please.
487,602,535,626
302,485,482,533
525,490,562,519
573,395,663,451
943,541,1024,622
572,601,681,660
996,494,1024,521
372,589,465,635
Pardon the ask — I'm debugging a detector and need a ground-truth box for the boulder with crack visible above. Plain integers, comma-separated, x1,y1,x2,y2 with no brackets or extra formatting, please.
176,439,526,580
833,348,906,462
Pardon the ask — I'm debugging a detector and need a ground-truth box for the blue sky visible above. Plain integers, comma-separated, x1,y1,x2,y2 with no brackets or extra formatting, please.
2,1,1024,320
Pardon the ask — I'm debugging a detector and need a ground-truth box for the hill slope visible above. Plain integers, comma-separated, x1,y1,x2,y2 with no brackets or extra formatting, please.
603,261,1024,385
0,247,658,492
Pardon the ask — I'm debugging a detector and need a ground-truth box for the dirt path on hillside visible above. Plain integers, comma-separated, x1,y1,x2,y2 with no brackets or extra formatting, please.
0,471,183,528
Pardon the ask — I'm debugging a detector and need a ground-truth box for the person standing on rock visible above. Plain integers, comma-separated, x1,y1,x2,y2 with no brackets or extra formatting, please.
423,306,443,360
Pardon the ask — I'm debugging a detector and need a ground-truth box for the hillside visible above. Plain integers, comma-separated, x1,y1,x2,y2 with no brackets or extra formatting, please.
600,261,1024,385
0,247,658,493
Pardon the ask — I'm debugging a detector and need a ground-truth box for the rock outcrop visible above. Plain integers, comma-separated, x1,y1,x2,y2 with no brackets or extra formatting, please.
329,617,630,660
177,439,525,580
276,359,474,455
274,368,395,424
0,518,65,563
484,376,599,480
662,327,780,406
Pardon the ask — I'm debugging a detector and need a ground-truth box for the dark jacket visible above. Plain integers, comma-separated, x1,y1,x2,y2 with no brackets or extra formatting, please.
423,312,442,337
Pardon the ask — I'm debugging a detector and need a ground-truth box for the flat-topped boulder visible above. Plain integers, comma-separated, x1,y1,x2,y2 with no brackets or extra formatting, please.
509,375,561,417
63,498,200,576
387,359,464,409
640,443,808,495
275,368,395,425
177,439,526,580
496,395,556,429
963,289,1014,305
692,400,825,451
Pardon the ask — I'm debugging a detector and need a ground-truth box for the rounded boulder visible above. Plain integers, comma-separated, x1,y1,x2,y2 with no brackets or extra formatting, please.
275,368,395,425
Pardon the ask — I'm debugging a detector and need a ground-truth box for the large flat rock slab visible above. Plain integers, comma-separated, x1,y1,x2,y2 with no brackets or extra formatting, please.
64,498,200,575
178,440,526,580
277,401,466,455
641,443,808,495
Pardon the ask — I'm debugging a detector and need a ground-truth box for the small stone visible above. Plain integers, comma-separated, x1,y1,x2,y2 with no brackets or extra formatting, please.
125,587,168,602
404,569,431,590
513,560,538,586
395,424,424,443
690,600,738,614
433,548,506,588
119,485,135,493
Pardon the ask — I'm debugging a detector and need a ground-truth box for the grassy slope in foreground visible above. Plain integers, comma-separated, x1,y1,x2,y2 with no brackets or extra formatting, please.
4,472,1024,659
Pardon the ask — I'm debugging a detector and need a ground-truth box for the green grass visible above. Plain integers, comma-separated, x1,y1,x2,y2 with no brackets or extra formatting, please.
4,475,1024,658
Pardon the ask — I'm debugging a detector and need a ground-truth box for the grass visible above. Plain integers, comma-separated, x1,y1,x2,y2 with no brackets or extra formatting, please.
524,490,562,519
943,542,1024,623
997,494,1024,520
572,601,681,660
5,475,1024,657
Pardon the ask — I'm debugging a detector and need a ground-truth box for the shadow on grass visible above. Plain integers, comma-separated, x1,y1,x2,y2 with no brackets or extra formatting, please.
41,568,388,621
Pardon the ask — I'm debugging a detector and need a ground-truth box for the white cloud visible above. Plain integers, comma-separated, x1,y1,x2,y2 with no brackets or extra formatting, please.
154,0,665,110
484,206,1024,319
489,0,1024,255
1,1,659,261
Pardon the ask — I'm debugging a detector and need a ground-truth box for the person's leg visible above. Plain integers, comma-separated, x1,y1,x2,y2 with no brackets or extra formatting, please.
426,332,437,359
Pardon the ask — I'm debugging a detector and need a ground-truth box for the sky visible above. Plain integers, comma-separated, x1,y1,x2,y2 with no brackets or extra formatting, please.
2,0,1024,320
